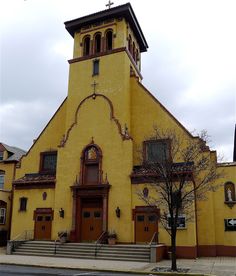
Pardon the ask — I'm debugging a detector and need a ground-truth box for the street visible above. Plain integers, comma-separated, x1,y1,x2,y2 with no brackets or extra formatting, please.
0,265,153,276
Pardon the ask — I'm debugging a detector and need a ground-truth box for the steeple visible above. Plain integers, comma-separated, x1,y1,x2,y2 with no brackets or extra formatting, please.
63,3,148,133
64,3,148,77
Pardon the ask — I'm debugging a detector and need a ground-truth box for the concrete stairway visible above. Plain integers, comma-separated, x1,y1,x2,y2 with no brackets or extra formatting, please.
12,241,151,262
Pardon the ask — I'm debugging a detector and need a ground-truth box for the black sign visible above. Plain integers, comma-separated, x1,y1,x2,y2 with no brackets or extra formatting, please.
224,219,236,231
168,216,186,229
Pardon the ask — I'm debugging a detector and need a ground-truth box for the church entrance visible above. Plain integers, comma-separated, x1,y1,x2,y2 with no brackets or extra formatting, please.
81,207,102,241
81,198,103,242
34,208,53,240
70,142,110,243
134,206,159,243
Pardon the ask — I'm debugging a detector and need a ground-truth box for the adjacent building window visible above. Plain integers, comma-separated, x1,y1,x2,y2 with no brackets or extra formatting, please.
167,215,186,229
0,201,6,224
224,182,235,202
0,171,5,189
105,30,113,51
40,151,57,174
0,151,3,161
83,36,90,56
0,208,6,224
93,59,99,76
144,140,170,164
19,197,27,211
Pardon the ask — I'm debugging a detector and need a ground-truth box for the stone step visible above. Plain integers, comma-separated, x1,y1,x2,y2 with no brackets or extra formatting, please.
13,241,151,262
26,241,150,249
20,243,150,252
16,248,149,257
57,249,149,257
13,251,149,262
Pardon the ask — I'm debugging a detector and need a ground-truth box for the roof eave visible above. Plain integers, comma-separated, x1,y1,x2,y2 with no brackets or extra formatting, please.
64,3,148,52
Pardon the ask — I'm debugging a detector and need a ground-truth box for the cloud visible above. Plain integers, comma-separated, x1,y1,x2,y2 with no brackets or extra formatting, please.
0,0,235,162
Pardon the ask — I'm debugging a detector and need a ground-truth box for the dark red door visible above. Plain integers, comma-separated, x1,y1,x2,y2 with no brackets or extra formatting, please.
135,212,158,243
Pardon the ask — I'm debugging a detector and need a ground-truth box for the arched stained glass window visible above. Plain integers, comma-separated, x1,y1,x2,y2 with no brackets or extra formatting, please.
81,145,102,185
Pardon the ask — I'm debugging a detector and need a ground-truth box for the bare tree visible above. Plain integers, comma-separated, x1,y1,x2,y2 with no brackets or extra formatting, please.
135,127,223,271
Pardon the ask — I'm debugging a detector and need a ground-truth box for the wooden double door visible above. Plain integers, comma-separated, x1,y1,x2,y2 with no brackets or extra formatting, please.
135,212,158,243
81,199,103,242
34,209,53,240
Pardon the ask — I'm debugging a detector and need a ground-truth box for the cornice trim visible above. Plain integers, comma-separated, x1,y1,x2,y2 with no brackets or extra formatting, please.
59,93,132,147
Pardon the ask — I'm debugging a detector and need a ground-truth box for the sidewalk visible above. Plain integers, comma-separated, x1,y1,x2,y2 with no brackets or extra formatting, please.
0,247,236,275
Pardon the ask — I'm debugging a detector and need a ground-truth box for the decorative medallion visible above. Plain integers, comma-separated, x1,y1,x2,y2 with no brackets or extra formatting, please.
143,187,149,198
42,192,47,201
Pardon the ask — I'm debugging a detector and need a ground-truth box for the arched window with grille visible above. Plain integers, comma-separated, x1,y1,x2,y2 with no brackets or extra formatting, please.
94,33,102,54
224,182,236,202
105,29,113,51
81,145,102,185
83,36,90,56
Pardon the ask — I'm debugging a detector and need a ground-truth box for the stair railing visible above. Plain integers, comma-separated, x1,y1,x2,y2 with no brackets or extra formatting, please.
149,231,158,246
7,230,34,254
95,231,107,257
54,231,67,255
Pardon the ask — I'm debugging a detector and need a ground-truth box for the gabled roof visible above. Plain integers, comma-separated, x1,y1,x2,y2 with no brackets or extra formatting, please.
64,3,148,52
0,142,26,162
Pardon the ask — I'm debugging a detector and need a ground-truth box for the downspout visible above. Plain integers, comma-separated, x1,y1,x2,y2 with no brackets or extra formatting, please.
193,178,199,258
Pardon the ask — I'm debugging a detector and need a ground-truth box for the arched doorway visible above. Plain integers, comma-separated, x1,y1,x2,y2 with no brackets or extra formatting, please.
70,143,110,242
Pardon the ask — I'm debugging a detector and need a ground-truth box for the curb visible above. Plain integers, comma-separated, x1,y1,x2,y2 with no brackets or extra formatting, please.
0,262,215,276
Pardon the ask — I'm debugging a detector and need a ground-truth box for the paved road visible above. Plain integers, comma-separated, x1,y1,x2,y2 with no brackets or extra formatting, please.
0,265,153,276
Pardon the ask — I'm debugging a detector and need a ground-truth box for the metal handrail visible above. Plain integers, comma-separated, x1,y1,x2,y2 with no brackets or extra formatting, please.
12,229,34,241
10,230,34,253
95,231,107,257
149,231,158,246
54,231,67,255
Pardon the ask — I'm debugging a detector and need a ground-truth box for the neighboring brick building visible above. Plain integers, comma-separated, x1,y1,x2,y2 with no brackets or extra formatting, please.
0,143,26,245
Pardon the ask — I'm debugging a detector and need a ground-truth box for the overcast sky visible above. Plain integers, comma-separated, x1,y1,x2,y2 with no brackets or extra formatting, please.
0,0,235,161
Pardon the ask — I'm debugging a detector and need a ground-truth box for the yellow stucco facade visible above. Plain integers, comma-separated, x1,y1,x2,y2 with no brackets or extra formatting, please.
10,3,236,258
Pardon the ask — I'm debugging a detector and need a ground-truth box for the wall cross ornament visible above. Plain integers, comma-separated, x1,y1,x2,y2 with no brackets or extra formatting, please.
91,81,98,99
105,0,114,9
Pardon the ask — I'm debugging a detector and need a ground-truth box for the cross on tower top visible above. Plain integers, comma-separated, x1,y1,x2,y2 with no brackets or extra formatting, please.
105,0,114,9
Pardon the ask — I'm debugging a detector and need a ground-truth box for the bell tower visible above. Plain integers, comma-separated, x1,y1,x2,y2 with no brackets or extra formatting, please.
64,3,148,131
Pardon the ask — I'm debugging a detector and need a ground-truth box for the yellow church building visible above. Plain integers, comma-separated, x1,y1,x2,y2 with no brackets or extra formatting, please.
9,3,236,259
